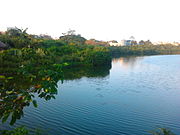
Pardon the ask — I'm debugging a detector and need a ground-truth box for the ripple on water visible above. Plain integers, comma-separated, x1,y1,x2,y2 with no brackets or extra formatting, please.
7,55,180,135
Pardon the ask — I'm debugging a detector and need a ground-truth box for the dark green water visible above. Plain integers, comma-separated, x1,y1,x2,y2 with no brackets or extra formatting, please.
1,55,180,135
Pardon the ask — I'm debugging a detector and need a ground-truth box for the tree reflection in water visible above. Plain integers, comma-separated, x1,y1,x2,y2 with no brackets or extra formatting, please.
0,64,111,126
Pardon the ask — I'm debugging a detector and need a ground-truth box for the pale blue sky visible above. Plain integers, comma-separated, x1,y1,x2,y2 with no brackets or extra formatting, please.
0,0,180,42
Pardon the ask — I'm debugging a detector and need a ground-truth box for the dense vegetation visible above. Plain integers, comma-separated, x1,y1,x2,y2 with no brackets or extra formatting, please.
1,27,180,65
0,27,111,130
109,45,180,57
0,28,111,68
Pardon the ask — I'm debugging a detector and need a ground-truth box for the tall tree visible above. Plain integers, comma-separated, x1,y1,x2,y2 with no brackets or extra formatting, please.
59,29,86,45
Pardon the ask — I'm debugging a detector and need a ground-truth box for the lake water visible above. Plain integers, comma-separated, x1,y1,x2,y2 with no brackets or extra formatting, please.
2,55,180,135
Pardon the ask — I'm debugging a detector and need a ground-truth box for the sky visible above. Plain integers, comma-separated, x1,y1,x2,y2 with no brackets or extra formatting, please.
0,0,180,42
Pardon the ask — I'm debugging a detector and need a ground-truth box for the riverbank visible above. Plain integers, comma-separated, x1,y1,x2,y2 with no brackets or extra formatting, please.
109,44,180,57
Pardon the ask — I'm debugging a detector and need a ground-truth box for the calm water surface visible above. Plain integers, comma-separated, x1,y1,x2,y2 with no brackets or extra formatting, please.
2,55,180,135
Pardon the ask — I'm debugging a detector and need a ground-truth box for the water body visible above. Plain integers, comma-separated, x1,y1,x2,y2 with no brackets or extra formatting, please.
2,55,180,135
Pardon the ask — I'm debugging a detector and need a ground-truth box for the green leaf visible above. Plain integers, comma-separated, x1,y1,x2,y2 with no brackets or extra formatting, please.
63,63,69,66
2,113,10,123
10,115,16,125
7,77,14,80
0,75,5,79
32,100,38,108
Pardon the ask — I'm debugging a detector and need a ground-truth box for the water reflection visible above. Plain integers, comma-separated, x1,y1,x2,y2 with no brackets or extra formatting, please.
112,56,144,69
63,65,111,80
1,55,180,135
0,64,111,126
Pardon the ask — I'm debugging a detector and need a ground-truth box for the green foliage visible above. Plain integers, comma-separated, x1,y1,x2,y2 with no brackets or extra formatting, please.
0,126,43,135
83,46,111,66
0,27,32,48
59,29,86,45
0,126,176,135
0,48,64,125
39,39,65,48
0,44,111,126
0,65,63,125
0,27,111,67
149,128,175,135
109,45,180,57
46,45,111,66
59,34,86,45
0,126,29,135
